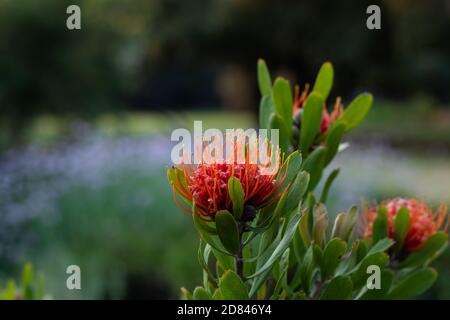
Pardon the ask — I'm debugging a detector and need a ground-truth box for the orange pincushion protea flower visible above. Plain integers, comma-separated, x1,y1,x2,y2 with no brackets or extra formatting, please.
293,84,343,134
168,137,286,220
364,198,449,252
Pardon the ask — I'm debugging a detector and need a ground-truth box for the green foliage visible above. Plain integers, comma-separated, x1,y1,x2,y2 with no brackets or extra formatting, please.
320,276,353,300
218,270,249,300
0,263,46,300
178,59,447,301
228,177,245,220
386,268,437,300
299,93,324,156
312,62,334,101
393,208,411,254
399,232,448,268
216,210,240,255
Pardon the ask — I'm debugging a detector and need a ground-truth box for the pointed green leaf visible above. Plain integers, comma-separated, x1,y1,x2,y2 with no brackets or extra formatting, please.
284,171,310,212
299,246,316,294
372,206,388,244
312,203,328,248
257,59,272,97
394,207,410,254
368,238,395,255
399,232,448,268
248,213,301,280
22,263,33,300
259,95,274,130
324,124,345,166
313,62,334,101
386,268,437,300
228,177,245,220
320,169,339,204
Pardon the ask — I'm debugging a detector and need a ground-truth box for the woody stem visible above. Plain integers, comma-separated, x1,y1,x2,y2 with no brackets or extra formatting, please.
236,222,246,281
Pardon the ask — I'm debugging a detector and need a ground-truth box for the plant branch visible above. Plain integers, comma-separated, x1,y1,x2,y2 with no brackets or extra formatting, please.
236,222,246,281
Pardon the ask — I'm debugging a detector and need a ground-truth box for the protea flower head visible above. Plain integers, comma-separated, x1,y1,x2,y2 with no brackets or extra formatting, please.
167,134,286,221
364,198,449,252
293,84,343,134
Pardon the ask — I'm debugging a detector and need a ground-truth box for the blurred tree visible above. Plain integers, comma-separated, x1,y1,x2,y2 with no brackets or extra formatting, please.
0,0,449,142
0,0,149,141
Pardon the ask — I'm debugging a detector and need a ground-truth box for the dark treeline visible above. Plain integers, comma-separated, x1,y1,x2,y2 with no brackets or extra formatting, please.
0,0,449,131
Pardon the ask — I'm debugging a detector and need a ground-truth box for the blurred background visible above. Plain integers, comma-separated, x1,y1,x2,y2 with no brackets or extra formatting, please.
0,0,449,299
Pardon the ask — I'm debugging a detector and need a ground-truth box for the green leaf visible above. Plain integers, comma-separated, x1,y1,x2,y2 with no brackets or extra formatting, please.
284,171,310,212
322,238,347,279
299,246,316,294
301,146,327,191
215,210,240,254
22,262,33,300
248,213,301,281
320,276,353,300
180,287,193,300
298,209,311,247
167,167,192,205
212,288,224,299
331,206,358,241
324,124,345,166
228,177,245,220
272,77,293,132
269,112,290,155
359,269,393,300
271,151,302,200
368,238,395,255
393,207,410,254
399,232,448,268
193,205,217,235
193,287,212,300
312,203,328,248
334,93,373,133
386,268,437,300
300,92,324,156
198,241,217,289
257,59,272,97
250,219,286,297
372,206,388,244
312,244,323,269
313,62,334,101
349,252,389,289
320,169,339,204
259,95,274,130
356,240,369,263
219,270,248,300
0,280,17,300
271,249,292,299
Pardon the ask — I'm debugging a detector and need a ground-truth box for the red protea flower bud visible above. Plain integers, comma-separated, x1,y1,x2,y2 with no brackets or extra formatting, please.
292,84,343,135
167,135,287,221
364,198,449,252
